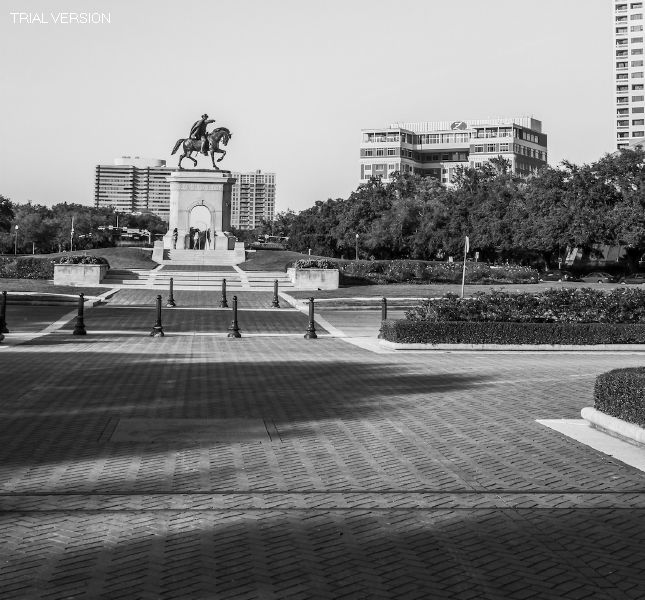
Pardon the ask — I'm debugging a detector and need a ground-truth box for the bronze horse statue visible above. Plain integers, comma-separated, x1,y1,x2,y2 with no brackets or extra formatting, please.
171,127,232,170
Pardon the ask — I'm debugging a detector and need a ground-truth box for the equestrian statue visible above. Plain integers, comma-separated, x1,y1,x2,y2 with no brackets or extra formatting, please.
171,113,232,170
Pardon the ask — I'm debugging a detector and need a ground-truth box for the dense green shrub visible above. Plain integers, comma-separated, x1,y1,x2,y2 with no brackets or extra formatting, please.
594,368,645,428
333,260,538,285
406,288,645,324
0,256,55,279
381,320,645,345
55,255,109,266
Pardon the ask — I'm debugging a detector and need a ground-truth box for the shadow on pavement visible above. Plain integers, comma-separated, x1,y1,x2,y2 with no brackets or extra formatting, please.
1,506,644,598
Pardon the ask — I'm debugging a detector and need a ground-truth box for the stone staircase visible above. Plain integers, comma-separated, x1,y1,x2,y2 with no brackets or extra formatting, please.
100,267,294,291
162,249,244,266
101,269,154,286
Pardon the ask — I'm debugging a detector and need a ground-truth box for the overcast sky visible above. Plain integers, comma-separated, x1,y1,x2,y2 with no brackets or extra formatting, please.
0,0,614,214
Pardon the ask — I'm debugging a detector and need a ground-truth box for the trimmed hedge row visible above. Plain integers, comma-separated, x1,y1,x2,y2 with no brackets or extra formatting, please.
380,320,645,345
55,255,110,266
594,368,645,428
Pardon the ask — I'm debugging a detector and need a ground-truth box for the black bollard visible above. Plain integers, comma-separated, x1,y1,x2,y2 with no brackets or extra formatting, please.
271,279,280,308
72,293,87,336
220,278,229,308
227,295,241,338
150,294,165,337
304,297,317,339
377,297,387,339
0,290,8,334
166,277,176,307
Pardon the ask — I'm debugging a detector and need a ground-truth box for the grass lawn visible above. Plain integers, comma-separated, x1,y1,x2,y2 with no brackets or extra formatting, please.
0,279,106,296
27,247,158,269
239,249,324,271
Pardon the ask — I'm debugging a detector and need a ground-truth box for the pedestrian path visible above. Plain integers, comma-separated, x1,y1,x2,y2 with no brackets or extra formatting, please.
1,300,645,598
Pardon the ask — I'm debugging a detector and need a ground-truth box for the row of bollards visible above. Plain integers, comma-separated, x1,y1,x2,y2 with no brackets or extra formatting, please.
0,278,328,343
164,277,283,310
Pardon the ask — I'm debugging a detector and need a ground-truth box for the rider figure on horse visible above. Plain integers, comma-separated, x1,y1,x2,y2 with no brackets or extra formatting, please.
189,114,216,155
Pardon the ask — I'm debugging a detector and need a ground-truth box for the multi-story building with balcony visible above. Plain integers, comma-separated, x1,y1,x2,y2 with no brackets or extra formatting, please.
94,157,173,220
230,170,276,230
615,1,645,149
360,117,548,185
94,159,276,229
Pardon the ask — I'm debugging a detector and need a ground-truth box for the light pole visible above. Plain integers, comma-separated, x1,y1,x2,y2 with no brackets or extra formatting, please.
355,233,359,261
13,225,18,255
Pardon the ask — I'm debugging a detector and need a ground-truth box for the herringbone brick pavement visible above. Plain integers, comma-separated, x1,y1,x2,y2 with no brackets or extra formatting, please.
1,317,645,598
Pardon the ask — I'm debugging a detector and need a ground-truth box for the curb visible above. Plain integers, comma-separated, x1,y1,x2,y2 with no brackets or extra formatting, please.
379,341,645,351
581,407,645,447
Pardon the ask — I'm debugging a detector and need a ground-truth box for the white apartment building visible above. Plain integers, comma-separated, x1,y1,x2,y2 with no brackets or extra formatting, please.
615,1,645,149
360,117,548,185
94,157,173,220
230,170,276,230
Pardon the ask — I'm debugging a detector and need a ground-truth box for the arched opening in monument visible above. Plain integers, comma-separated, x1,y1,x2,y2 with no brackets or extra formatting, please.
188,205,212,250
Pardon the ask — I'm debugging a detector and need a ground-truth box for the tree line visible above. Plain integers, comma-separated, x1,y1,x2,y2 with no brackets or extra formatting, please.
259,149,645,268
0,199,166,254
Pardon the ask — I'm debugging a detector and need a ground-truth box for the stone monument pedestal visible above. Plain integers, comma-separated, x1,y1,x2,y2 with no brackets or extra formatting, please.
157,170,245,265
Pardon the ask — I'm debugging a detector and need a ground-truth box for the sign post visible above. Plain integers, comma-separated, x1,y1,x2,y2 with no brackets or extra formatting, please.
460,236,469,299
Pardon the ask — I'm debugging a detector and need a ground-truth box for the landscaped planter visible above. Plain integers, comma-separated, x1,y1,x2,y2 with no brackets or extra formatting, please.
379,320,645,349
54,263,108,285
287,268,339,290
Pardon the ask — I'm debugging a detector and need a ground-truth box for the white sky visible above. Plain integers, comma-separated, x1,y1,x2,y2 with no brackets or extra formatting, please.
0,0,614,214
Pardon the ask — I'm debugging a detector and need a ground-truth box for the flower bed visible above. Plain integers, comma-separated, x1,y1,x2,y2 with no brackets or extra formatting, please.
594,368,645,428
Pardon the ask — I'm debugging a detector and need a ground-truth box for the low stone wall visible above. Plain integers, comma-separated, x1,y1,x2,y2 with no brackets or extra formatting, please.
53,264,108,285
287,268,339,290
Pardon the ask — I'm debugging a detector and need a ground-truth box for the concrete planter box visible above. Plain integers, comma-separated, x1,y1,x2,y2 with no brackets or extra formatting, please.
53,264,108,285
287,268,339,290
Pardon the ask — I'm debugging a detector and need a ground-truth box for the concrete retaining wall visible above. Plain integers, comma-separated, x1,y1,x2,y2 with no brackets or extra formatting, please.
53,264,108,285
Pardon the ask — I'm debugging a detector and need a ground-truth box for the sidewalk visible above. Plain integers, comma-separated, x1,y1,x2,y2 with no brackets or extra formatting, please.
1,295,645,598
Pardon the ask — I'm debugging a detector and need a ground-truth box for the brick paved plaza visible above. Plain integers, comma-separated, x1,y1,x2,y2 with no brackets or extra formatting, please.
1,290,645,598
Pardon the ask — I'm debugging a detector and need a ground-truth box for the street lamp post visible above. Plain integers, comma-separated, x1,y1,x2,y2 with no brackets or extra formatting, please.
355,233,359,261
13,225,18,255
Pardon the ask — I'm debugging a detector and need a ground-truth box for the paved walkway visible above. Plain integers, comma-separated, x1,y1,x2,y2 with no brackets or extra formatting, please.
1,290,645,598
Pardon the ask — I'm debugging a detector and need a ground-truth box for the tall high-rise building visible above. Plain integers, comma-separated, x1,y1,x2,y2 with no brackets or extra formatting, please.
360,117,547,185
94,157,173,220
230,170,276,230
94,159,276,228
615,1,645,149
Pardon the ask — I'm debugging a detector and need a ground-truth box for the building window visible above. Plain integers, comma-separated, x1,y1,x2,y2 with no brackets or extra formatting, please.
387,148,396,156
633,60,645,66
499,143,510,152
632,25,644,31
634,48,644,54
633,3,644,8
618,27,629,33
634,131,645,136
634,96,645,101
634,72,645,78
633,119,645,125
617,73,629,79
618,120,630,126
376,148,384,156
631,13,643,19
